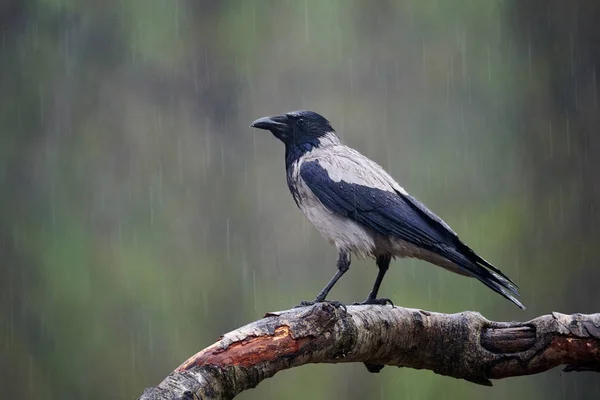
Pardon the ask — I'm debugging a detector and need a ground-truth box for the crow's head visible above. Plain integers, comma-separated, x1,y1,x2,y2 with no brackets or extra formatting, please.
250,110,335,146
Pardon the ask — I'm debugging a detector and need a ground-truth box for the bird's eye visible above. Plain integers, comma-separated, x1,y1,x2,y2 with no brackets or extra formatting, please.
297,118,304,126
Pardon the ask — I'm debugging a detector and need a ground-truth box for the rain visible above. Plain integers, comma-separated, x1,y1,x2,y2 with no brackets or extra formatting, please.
1,1,599,399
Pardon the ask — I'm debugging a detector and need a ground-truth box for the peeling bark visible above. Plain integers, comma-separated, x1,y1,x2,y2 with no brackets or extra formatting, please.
139,304,600,400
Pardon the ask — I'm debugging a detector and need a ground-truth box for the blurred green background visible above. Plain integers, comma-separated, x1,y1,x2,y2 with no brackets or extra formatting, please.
1,0,599,399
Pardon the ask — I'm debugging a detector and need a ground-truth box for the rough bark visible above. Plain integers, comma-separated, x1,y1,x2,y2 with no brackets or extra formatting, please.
139,304,600,400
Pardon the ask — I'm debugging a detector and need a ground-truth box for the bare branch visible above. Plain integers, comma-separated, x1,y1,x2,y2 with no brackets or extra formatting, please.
139,304,600,400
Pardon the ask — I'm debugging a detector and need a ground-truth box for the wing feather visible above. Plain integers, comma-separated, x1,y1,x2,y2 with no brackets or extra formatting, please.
299,157,523,309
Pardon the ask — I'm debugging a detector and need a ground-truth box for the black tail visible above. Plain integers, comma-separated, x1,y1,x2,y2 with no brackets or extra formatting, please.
392,189,524,309
443,244,525,310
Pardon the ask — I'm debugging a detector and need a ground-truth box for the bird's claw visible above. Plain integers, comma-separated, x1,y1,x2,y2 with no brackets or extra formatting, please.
352,297,394,307
293,301,316,308
294,300,347,312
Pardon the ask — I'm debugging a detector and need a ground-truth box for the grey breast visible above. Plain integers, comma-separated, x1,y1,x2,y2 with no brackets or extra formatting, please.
288,148,378,258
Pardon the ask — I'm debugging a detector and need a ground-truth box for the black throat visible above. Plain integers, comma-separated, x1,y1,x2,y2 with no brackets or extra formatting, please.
284,139,320,171
284,140,321,206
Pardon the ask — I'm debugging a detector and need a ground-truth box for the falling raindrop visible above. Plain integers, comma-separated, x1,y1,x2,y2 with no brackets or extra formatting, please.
226,218,231,262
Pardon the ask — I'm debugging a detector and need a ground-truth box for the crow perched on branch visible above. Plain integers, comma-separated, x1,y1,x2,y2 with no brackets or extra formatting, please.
251,110,524,309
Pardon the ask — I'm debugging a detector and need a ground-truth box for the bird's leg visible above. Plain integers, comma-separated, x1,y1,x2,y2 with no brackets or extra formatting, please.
296,250,350,309
314,251,350,301
354,255,394,306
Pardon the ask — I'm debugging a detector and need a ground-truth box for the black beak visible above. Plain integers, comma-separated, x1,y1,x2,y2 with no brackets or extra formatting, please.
250,115,288,131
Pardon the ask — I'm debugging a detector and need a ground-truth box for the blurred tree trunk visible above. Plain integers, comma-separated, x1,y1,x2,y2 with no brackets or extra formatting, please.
510,1,600,309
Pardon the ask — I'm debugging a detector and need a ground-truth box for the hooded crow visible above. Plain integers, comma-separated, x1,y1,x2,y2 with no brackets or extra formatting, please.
251,110,524,309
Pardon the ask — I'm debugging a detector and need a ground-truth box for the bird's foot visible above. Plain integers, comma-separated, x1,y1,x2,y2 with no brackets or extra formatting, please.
294,300,347,312
293,300,316,308
352,297,394,307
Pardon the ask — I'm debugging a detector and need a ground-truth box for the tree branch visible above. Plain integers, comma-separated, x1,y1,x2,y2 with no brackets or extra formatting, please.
139,304,600,400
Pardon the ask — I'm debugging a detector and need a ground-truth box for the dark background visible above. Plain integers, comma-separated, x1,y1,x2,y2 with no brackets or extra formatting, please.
1,1,599,399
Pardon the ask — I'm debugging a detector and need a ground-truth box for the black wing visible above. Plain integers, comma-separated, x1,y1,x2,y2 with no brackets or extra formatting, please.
300,160,524,309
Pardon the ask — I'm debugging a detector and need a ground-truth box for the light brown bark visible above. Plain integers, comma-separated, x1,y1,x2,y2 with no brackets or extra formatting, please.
139,304,600,400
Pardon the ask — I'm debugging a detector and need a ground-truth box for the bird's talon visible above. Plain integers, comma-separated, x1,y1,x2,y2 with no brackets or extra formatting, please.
293,301,315,308
353,297,394,307
293,300,347,312
327,300,348,312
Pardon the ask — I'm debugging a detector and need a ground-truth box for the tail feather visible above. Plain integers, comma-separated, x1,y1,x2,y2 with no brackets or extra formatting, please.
461,245,519,288
476,270,525,310
393,188,523,307
441,246,525,310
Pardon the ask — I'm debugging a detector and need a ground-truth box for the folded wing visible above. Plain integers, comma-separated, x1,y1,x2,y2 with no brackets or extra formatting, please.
300,158,524,309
